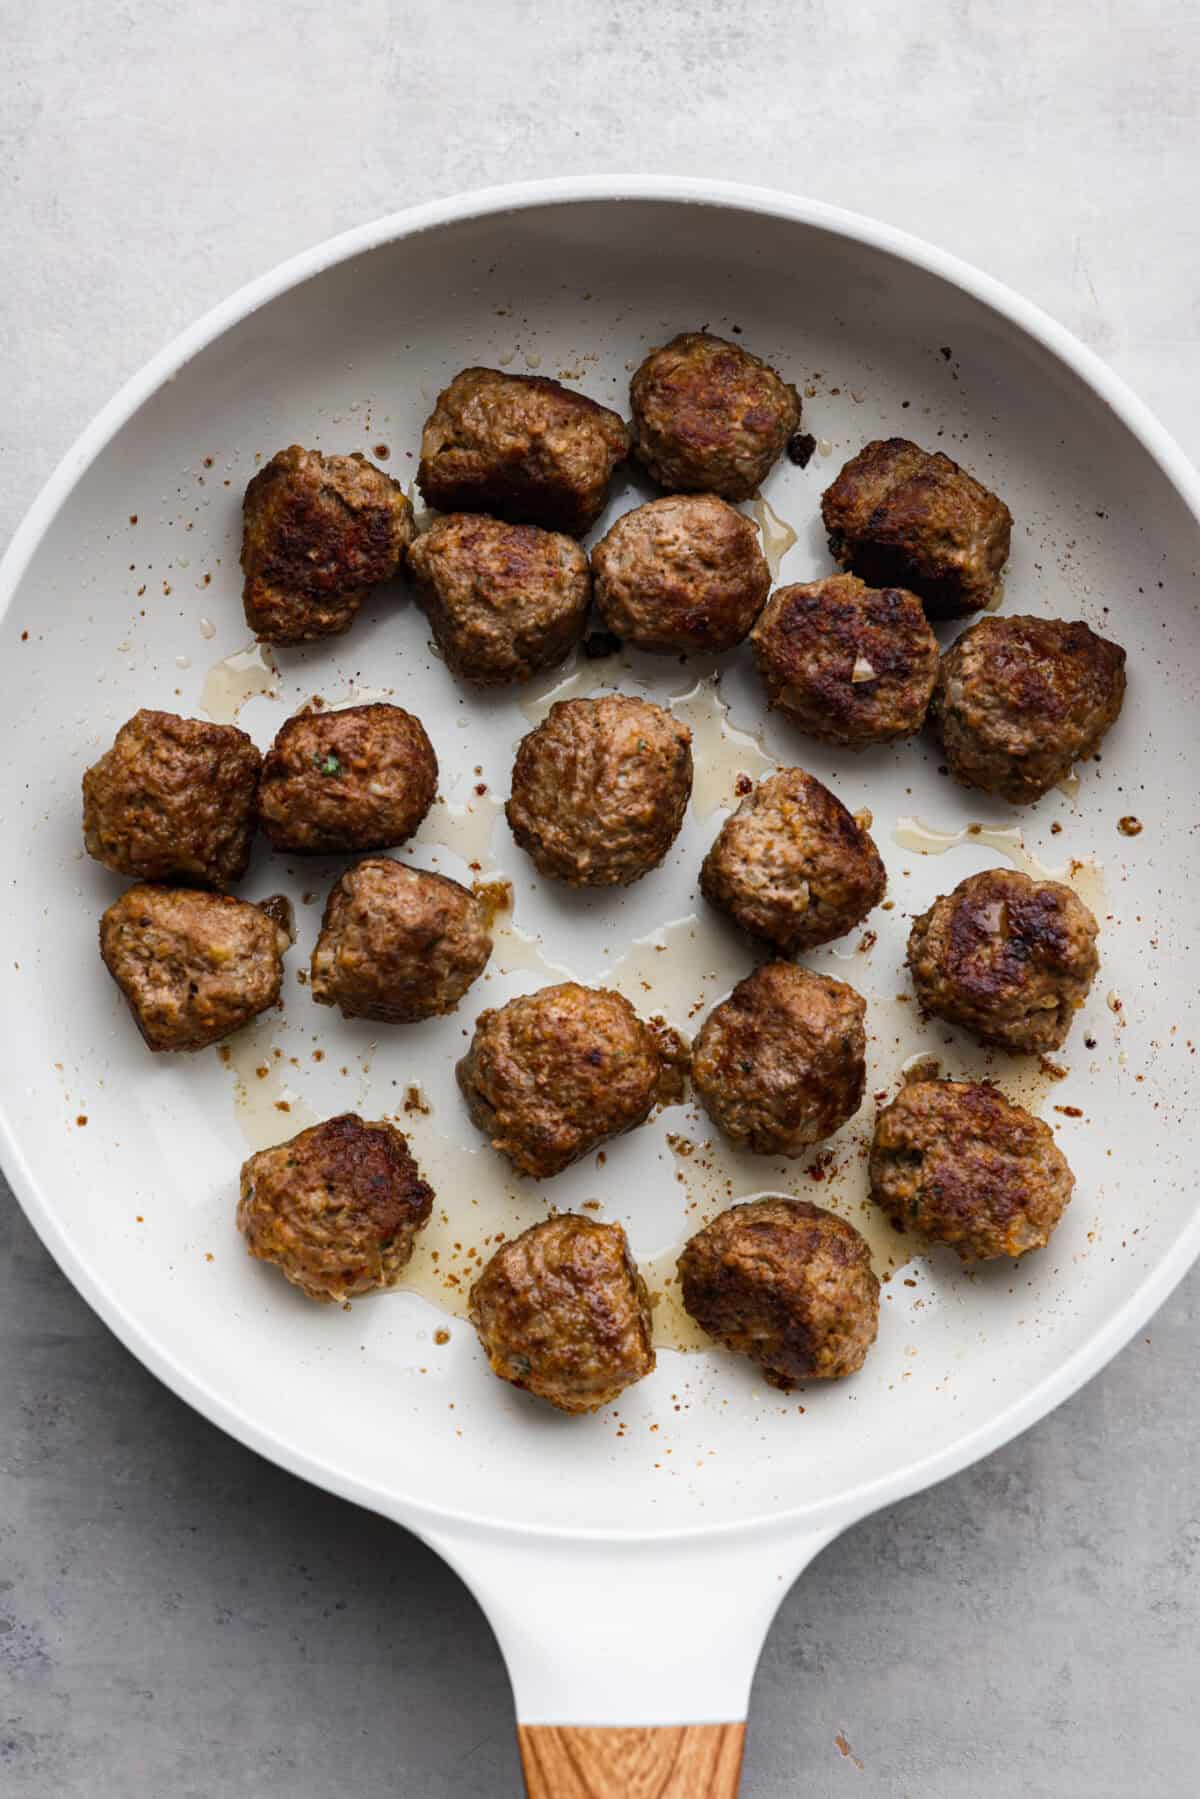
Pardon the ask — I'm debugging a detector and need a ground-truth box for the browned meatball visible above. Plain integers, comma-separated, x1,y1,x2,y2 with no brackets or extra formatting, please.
407,512,590,684
692,963,866,1155
82,709,260,888
241,446,413,644
237,1114,433,1303
469,1215,654,1414
751,574,939,747
591,494,770,654
629,332,802,500
310,857,491,1023
700,768,885,952
930,615,1127,803
507,695,692,887
258,704,437,855
457,982,664,1177
417,368,629,536
907,868,1100,1053
678,1197,879,1389
870,1079,1074,1261
821,438,1012,618
99,885,288,1051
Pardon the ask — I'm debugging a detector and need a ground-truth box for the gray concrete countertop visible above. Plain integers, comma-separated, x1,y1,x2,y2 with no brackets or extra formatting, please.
3,4,1198,1793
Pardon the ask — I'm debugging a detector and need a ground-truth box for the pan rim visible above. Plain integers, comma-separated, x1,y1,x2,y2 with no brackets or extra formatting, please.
4,172,1198,1550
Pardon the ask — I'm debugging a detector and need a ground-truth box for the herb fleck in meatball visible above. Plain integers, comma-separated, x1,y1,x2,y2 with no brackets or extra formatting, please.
99,885,288,1051
692,963,866,1155
507,695,692,887
407,512,590,685
700,768,885,952
907,868,1099,1053
751,574,938,747
629,332,801,500
241,446,413,644
822,438,1012,618
678,1197,879,1389
258,704,437,855
237,1114,433,1303
591,493,770,654
870,1079,1074,1261
417,368,629,536
82,709,261,888
931,614,1127,803
457,982,665,1177
469,1215,655,1414
310,857,491,1023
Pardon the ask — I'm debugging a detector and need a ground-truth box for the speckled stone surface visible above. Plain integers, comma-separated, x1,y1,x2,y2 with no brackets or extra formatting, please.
3,4,1199,1793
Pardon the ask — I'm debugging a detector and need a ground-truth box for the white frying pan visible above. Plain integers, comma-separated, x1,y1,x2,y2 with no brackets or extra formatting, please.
3,177,1198,1796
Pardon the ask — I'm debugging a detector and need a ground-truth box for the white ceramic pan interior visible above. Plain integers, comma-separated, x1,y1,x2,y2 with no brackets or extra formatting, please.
2,178,1199,1757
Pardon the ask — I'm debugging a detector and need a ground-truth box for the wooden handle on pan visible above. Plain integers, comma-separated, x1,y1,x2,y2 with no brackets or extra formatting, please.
518,1723,746,1797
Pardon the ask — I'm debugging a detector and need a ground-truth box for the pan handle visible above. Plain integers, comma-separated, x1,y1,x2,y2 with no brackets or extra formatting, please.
517,1722,745,1796
422,1522,836,1796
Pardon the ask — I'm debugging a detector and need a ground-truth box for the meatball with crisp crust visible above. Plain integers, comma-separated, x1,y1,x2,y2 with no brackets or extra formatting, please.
907,867,1099,1053
591,494,770,654
507,695,692,887
237,1114,433,1303
241,446,413,644
870,1079,1074,1261
679,1197,879,1389
469,1215,655,1414
310,857,491,1023
822,438,1012,618
751,574,939,747
407,512,590,685
629,332,802,500
700,767,885,952
931,614,1127,803
692,963,866,1155
457,982,666,1178
417,368,629,536
258,704,437,855
100,885,288,1051
83,709,261,888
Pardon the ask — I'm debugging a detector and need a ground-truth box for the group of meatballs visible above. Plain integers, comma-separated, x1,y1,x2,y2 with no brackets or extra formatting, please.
83,328,1128,1415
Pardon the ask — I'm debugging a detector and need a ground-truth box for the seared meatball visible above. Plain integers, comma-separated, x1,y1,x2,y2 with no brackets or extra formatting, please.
700,768,885,952
751,574,938,747
457,982,664,1177
931,614,1127,803
692,963,866,1155
822,438,1012,618
678,1197,879,1389
907,868,1100,1053
258,704,437,854
99,885,287,1051
82,709,260,888
507,695,692,887
591,494,770,654
241,446,413,644
469,1215,654,1413
870,1079,1074,1261
310,857,491,1022
408,512,590,684
417,368,629,536
629,332,801,500
237,1114,433,1303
